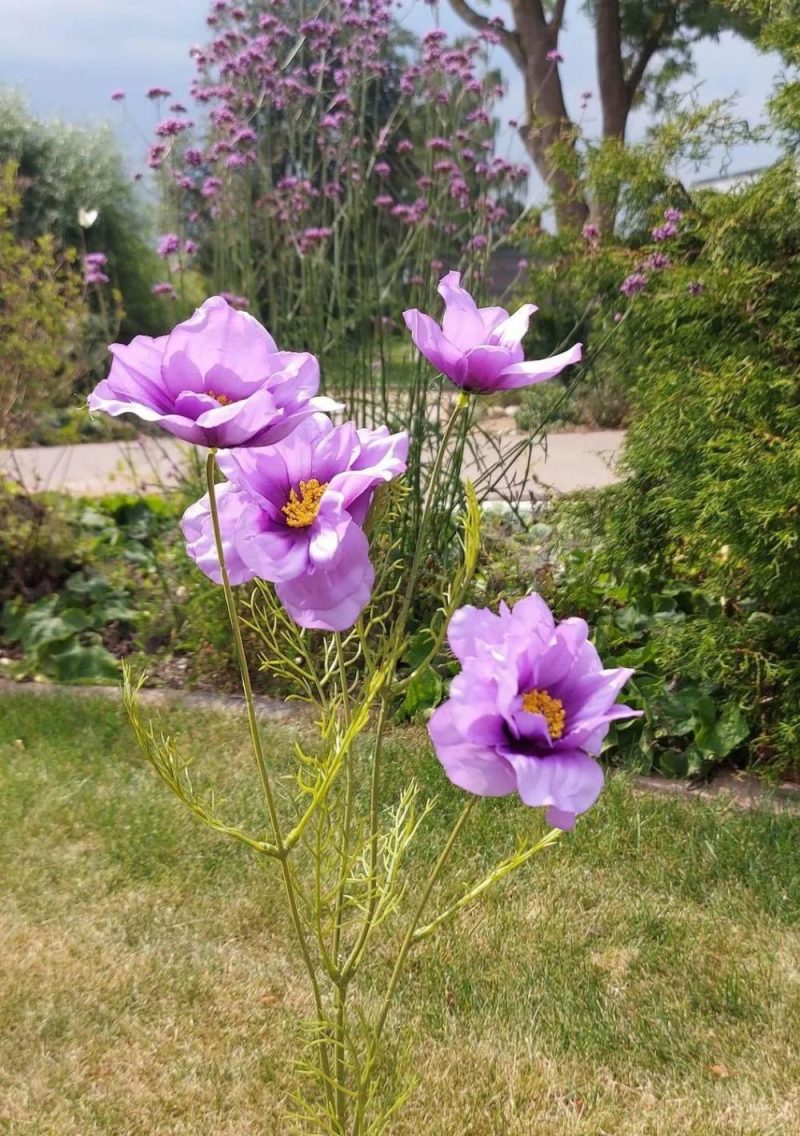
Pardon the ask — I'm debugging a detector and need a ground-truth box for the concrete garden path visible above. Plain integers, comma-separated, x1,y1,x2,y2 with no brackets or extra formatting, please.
0,430,625,499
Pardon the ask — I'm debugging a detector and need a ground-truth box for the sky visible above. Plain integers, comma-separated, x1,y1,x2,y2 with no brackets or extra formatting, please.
0,0,783,203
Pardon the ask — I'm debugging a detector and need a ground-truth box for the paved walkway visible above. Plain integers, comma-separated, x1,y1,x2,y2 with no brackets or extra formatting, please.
0,430,625,499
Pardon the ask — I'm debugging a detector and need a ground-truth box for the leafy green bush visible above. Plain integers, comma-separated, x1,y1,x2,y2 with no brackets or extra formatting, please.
0,89,165,348
0,163,87,446
498,26,800,780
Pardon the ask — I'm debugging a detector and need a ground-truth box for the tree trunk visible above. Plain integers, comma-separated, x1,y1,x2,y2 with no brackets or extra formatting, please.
510,0,589,232
595,0,632,142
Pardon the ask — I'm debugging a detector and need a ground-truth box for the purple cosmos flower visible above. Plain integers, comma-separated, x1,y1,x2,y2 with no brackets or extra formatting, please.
546,49,564,63
182,415,408,631
428,596,641,830
88,296,337,448
582,222,600,242
110,90,125,101
403,271,581,393
688,281,705,296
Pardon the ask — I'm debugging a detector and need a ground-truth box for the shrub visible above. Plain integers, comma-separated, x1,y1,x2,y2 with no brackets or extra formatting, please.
0,89,164,348
508,153,800,779
0,162,86,446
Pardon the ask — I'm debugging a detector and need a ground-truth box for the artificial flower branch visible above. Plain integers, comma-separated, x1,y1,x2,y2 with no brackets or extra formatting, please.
412,827,564,943
94,284,636,1134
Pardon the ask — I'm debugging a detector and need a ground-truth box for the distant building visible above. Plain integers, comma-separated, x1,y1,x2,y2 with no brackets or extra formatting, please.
692,167,767,193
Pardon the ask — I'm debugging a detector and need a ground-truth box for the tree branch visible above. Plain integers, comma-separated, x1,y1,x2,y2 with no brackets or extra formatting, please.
624,15,673,96
447,0,527,70
550,0,568,34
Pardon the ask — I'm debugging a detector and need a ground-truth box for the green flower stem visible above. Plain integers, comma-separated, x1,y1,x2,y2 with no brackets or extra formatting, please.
341,694,388,983
332,633,354,967
205,451,284,843
354,796,478,1131
412,827,563,943
392,390,470,656
204,452,334,1104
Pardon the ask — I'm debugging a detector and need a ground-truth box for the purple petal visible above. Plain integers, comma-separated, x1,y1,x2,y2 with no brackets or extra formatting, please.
463,345,517,390
181,484,256,585
477,305,509,334
220,416,329,506
234,515,310,583
96,335,172,412
88,389,208,444
403,309,467,386
162,297,279,397
487,303,538,350
506,751,604,818
564,703,642,755
195,386,283,448
568,667,637,726
528,618,590,690
308,494,351,567
327,426,409,523
545,806,577,830
265,351,321,410
438,270,487,349
275,522,373,631
446,604,505,663
428,702,517,797
495,342,583,390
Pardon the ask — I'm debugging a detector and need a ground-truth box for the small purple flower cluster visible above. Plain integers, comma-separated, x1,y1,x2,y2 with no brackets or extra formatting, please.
651,206,683,242
618,205,688,299
157,233,181,258
83,252,109,286
619,272,647,297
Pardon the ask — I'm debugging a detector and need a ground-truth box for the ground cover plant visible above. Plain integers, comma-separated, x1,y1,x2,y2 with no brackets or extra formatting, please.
3,690,800,1135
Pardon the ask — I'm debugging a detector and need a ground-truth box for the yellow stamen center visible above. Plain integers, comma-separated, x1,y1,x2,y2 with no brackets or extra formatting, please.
281,479,328,528
521,688,566,739
207,389,233,406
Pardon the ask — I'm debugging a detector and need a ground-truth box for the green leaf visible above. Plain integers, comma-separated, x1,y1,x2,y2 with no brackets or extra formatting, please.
401,664,443,720
404,628,437,669
21,607,88,652
48,640,120,683
695,702,749,758
658,748,689,778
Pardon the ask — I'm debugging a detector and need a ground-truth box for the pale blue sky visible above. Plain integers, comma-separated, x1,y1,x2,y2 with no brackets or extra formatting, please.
0,0,782,202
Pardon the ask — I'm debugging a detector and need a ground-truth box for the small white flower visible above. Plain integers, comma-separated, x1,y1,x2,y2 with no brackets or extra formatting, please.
78,208,99,228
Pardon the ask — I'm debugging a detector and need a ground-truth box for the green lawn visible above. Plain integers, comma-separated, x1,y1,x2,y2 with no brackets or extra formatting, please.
2,691,800,1135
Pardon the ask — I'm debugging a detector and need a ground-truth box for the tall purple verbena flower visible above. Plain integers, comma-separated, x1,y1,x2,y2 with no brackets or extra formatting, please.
88,296,338,448
403,271,581,393
428,596,641,830
157,233,181,258
182,415,408,631
620,272,647,297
